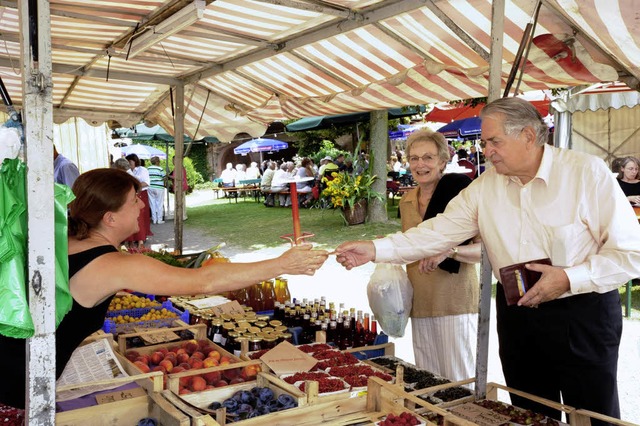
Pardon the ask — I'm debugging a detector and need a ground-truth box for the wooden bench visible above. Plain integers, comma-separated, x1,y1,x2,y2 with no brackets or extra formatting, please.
262,189,291,206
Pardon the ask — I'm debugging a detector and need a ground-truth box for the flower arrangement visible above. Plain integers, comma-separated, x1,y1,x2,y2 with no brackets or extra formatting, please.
322,170,382,210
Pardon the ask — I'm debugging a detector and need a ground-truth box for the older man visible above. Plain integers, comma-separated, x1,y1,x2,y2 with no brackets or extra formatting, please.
336,97,640,424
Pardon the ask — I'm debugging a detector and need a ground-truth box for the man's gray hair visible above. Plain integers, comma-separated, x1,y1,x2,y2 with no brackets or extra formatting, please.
481,97,549,146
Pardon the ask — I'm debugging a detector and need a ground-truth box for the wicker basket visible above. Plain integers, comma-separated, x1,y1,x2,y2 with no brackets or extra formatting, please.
342,200,367,225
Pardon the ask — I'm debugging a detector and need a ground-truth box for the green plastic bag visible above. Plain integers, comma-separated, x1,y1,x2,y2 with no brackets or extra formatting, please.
0,159,75,338
0,158,31,338
54,183,74,325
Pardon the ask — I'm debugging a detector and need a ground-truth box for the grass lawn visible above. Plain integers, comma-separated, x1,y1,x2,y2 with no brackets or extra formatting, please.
185,196,402,252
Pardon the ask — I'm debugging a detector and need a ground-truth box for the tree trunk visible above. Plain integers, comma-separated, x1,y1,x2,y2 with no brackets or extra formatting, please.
368,110,388,223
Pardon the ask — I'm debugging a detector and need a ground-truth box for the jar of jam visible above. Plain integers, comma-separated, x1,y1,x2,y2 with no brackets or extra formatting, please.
227,331,240,353
209,318,224,345
280,332,293,344
254,321,268,329
249,337,263,352
262,336,278,349
234,336,249,357
189,312,202,326
269,320,283,328
220,323,235,348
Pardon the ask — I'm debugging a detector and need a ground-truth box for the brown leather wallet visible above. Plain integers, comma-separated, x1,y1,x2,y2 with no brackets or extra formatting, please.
499,258,552,305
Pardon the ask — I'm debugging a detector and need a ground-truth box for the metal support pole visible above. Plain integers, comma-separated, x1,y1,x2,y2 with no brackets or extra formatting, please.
19,0,56,423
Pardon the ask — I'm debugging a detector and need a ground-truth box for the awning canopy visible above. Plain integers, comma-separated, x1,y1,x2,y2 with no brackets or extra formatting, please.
285,107,425,132
0,1,638,142
426,100,550,123
116,124,219,144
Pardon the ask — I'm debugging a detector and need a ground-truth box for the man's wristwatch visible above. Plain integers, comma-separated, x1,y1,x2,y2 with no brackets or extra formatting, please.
449,247,459,260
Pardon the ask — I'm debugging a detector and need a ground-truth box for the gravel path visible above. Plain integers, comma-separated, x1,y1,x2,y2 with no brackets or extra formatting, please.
148,190,640,424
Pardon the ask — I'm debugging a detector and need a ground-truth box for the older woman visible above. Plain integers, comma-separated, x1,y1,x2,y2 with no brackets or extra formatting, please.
0,168,328,410
124,153,152,248
399,129,481,382
616,156,640,205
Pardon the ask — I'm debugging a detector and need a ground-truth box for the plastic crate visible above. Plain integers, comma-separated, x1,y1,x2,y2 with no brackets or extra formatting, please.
103,301,189,335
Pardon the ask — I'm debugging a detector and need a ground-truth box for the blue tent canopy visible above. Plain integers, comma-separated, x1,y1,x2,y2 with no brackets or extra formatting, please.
436,117,482,139
233,138,289,155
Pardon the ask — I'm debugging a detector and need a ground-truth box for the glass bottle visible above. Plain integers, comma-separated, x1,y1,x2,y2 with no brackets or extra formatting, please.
314,319,322,343
335,316,344,347
354,313,366,348
327,320,337,346
367,315,379,345
249,283,265,312
262,279,276,311
363,313,373,346
232,286,249,306
339,318,352,350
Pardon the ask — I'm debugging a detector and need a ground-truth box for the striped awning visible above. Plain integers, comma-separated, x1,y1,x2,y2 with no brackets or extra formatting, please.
0,0,637,142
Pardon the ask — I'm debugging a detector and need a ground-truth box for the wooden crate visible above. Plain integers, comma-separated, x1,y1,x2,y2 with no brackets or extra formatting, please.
168,371,307,425
571,409,639,426
165,360,264,395
55,335,189,426
367,376,472,426
116,322,210,355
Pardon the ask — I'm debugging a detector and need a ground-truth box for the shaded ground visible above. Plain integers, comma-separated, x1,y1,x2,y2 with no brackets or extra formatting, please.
148,190,640,424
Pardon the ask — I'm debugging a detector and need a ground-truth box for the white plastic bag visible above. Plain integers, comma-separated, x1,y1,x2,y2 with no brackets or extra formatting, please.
366,263,413,338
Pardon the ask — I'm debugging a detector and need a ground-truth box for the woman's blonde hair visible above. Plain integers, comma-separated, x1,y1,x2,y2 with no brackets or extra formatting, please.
405,129,450,170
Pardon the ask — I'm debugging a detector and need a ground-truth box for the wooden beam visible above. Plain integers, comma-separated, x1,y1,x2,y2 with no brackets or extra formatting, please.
425,0,490,63
251,0,362,20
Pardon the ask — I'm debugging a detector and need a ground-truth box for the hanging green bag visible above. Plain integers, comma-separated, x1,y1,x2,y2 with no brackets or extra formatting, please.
0,159,75,338
0,158,32,338
54,183,74,326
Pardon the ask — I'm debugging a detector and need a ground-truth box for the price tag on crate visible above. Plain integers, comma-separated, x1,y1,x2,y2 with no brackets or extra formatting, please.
134,327,180,345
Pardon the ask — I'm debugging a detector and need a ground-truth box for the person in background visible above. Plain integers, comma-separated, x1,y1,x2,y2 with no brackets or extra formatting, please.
469,144,485,166
235,163,247,184
0,168,329,411
616,156,640,205
124,154,152,248
456,148,477,180
261,161,277,207
335,97,640,425
112,157,130,172
147,156,166,224
318,156,337,178
246,161,262,180
335,153,346,172
271,162,293,207
53,145,80,188
296,157,315,207
400,129,480,381
220,162,236,188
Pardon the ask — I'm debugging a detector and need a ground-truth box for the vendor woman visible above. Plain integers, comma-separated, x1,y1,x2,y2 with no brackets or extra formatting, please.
0,168,328,410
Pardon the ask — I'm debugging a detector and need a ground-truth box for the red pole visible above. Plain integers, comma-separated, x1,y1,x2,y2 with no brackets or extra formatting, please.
289,183,301,243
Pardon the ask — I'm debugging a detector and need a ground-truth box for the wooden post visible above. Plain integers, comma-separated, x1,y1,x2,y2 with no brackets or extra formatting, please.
19,0,56,423
174,83,185,253
475,0,504,401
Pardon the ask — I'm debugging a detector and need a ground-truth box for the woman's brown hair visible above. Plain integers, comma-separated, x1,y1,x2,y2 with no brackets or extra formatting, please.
69,169,140,239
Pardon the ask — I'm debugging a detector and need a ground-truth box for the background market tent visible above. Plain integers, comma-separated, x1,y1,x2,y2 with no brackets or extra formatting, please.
285,107,426,132
426,100,550,123
233,138,289,155
116,124,220,144
437,117,482,140
552,84,640,165
120,143,167,160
